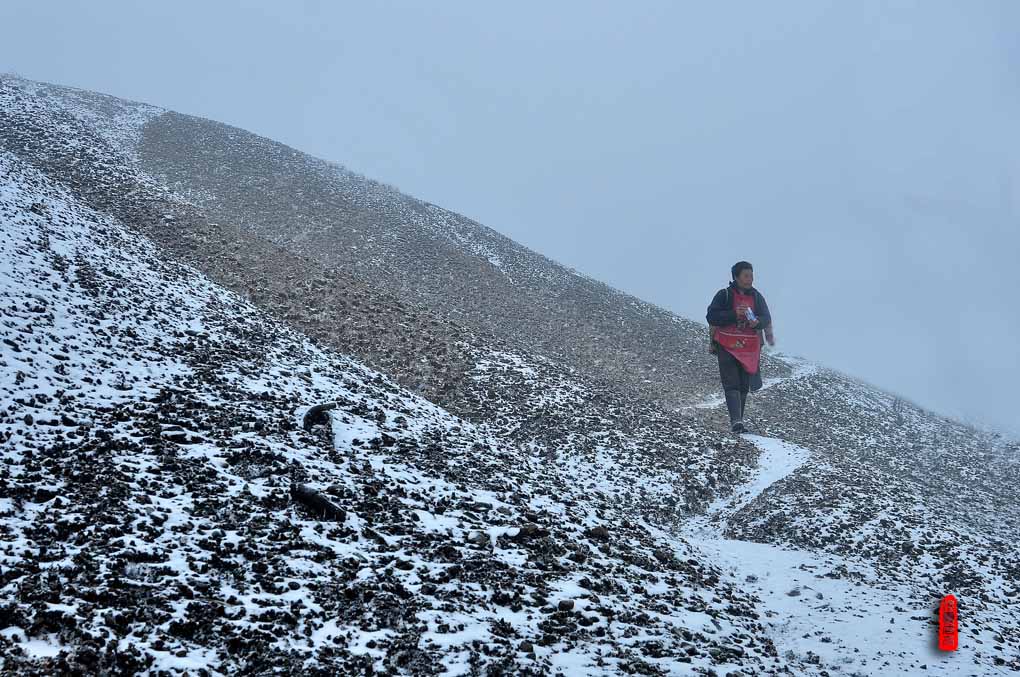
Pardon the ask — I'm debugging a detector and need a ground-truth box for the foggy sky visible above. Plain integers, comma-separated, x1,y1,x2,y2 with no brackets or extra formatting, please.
3,1,1018,437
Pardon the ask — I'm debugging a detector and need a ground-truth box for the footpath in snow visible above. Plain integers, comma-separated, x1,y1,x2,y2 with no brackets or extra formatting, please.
677,431,998,676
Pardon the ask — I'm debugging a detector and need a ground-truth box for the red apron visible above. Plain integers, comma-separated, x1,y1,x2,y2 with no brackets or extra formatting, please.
714,288,761,374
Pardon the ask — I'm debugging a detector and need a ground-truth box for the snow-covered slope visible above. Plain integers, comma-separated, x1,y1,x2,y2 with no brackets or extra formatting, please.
2,76,164,167
729,364,1020,674
0,151,791,674
0,70,763,540
683,433,1018,676
132,105,786,409
2,73,1018,675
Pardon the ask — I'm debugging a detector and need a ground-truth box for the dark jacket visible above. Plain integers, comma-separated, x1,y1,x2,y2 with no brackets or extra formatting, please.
706,281,772,331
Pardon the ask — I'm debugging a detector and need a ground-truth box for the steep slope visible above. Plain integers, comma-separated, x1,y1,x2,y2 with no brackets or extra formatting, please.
729,363,1020,671
0,151,793,675
2,74,754,415
0,73,761,524
3,74,1018,675
132,112,791,409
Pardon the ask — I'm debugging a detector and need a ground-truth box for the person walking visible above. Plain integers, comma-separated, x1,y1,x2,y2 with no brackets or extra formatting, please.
706,261,775,433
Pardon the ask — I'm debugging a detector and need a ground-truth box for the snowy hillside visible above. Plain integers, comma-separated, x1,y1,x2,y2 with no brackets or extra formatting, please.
6,73,739,411
0,150,790,674
2,73,1018,675
0,72,764,530
133,109,788,409
732,365,1020,670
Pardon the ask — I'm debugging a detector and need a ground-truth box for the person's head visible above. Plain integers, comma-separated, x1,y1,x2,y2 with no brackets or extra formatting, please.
731,261,753,288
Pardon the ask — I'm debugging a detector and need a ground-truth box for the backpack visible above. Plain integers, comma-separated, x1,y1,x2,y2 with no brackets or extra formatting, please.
707,287,729,354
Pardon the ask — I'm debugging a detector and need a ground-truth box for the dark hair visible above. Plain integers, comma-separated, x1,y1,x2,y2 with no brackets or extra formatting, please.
731,261,753,280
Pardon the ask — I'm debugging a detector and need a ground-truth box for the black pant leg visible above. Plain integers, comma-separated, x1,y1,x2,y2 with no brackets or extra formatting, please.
717,349,745,423
716,348,743,391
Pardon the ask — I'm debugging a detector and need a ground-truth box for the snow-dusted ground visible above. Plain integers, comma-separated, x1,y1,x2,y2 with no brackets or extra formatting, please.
0,142,784,675
2,74,165,165
3,71,1017,675
676,427,1010,676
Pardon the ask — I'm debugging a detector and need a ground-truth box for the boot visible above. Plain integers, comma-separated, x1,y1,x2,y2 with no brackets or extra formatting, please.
739,390,748,421
724,390,745,433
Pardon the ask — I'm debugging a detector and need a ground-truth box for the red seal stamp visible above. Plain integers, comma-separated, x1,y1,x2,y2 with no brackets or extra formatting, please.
938,594,958,651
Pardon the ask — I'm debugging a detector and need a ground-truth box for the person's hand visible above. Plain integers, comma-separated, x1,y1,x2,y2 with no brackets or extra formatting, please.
735,305,748,320
749,318,759,328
